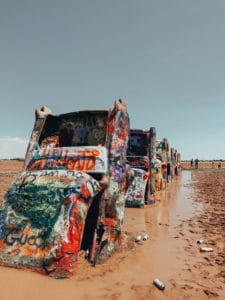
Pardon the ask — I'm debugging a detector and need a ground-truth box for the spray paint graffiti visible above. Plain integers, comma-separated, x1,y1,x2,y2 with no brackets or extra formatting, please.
170,147,181,177
156,138,169,190
149,127,157,200
125,128,154,207
0,99,130,277
125,168,148,207
95,100,129,264
28,146,107,173
0,170,100,278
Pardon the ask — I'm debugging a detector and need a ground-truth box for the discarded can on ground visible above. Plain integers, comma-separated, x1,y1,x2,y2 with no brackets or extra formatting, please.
197,239,204,244
153,278,165,290
135,235,142,242
200,247,213,252
143,234,149,241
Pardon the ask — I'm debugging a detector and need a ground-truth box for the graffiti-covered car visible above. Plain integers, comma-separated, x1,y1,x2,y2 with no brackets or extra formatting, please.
170,147,181,177
155,138,169,190
0,99,129,278
125,128,156,207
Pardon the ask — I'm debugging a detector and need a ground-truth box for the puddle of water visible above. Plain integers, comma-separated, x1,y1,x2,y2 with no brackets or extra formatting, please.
168,171,199,226
124,171,205,281
124,170,203,234
141,171,197,231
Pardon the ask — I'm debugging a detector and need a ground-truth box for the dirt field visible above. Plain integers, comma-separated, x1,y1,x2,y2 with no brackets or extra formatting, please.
181,160,225,170
0,160,224,300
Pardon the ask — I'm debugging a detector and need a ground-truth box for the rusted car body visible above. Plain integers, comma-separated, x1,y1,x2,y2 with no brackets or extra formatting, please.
0,99,129,278
125,127,156,207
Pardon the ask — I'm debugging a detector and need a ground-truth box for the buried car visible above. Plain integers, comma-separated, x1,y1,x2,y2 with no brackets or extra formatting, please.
0,99,129,278
125,127,157,207
155,138,169,190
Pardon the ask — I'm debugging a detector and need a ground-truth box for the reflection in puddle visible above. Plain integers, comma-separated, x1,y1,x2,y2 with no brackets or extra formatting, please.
142,171,203,236
137,171,204,280
125,170,203,239
122,170,214,297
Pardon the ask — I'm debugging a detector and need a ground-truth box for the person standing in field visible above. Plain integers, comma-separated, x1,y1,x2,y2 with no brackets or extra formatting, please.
190,159,194,168
195,158,199,169
167,161,171,182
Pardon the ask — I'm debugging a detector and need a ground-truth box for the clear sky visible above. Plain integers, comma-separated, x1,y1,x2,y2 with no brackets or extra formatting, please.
0,0,225,160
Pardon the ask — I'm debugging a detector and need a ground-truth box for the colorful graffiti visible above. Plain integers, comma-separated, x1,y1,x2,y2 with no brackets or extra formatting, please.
0,99,182,278
149,127,157,200
125,168,148,207
125,129,153,207
28,146,107,173
0,170,100,278
156,138,169,190
95,100,129,263
0,99,130,277
126,156,149,170
170,147,181,177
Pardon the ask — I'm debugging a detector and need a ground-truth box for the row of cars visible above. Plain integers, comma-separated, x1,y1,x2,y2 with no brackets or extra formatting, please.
0,99,180,278
125,128,180,207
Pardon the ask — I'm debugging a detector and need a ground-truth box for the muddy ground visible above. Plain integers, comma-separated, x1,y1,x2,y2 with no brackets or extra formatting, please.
0,160,224,300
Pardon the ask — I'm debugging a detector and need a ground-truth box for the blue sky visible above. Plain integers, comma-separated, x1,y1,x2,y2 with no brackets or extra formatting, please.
0,0,225,160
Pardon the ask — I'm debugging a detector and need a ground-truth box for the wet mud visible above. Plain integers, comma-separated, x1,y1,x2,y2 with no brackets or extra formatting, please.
0,161,224,299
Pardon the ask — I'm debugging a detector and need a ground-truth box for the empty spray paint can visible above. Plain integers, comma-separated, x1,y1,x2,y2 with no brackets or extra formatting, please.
153,278,165,290
135,235,142,242
197,239,204,244
143,234,149,241
200,247,213,252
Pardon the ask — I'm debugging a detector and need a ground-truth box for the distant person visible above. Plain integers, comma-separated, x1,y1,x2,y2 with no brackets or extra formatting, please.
195,158,199,169
167,162,171,183
190,159,194,168
218,161,221,169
